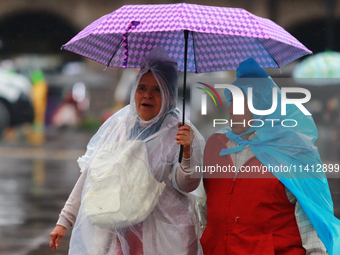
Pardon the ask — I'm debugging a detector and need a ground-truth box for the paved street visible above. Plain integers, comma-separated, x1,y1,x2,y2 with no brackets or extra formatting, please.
0,128,93,255
0,128,339,255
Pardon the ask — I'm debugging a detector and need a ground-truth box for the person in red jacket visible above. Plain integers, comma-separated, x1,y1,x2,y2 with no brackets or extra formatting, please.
200,58,340,255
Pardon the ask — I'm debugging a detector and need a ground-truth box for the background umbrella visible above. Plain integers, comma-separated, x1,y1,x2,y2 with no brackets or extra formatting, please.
62,3,311,160
293,50,340,85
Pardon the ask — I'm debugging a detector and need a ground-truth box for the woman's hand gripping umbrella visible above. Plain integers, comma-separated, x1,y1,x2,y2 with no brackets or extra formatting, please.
175,123,194,159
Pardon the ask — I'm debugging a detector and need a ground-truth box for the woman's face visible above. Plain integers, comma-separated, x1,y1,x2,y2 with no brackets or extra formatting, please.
135,72,162,121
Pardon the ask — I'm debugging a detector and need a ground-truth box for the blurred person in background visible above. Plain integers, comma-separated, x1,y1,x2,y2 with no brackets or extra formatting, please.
51,92,81,128
49,47,205,255
28,70,48,144
0,62,34,139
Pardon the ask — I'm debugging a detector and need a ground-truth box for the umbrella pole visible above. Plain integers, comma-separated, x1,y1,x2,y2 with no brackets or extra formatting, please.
179,30,189,163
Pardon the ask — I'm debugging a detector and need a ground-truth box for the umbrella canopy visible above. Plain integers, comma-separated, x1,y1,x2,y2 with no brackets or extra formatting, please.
292,51,340,85
62,3,311,73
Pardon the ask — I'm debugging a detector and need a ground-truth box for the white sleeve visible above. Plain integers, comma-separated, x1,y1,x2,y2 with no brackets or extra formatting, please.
172,157,201,193
285,187,328,255
56,168,87,229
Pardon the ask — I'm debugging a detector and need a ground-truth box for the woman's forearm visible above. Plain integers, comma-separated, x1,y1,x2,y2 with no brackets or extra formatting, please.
56,169,87,229
176,157,201,193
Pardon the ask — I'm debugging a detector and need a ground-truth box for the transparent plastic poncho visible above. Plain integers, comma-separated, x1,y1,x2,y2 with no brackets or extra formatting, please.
69,48,205,255
218,58,340,255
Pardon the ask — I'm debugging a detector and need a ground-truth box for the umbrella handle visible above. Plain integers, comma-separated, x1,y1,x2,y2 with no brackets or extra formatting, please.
179,30,189,163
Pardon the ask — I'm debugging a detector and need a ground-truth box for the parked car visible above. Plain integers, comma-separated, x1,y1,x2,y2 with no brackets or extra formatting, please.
0,69,34,136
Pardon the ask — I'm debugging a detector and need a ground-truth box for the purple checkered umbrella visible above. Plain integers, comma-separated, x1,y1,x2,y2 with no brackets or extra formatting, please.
62,3,311,71
62,3,311,160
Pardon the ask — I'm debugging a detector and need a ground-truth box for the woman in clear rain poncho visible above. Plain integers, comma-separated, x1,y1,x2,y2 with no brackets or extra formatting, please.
49,47,205,255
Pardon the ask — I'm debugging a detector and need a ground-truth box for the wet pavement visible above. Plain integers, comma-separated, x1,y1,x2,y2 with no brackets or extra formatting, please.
0,128,339,255
0,128,94,255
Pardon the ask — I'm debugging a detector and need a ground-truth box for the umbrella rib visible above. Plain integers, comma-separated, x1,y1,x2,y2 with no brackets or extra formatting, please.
243,10,280,68
106,38,124,67
256,38,281,68
106,21,140,67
